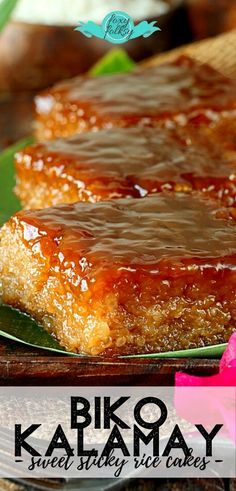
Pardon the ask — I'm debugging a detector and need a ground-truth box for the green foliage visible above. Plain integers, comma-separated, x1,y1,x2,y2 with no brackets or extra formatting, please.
0,0,18,32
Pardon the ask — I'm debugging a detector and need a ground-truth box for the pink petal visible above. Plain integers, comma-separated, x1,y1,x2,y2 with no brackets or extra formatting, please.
174,335,236,446
174,386,236,443
220,332,236,372
175,367,236,387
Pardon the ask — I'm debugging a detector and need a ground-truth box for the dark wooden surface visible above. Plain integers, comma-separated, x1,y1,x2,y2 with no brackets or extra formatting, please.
124,478,226,490
0,335,220,386
230,479,236,491
0,477,227,491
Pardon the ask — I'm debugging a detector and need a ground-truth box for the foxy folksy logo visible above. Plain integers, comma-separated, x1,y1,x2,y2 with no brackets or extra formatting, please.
75,10,160,44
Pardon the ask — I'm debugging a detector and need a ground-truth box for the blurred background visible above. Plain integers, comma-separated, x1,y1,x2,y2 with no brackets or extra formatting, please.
0,0,236,148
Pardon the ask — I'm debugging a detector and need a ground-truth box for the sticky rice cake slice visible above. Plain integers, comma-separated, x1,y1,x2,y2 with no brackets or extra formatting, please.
35,55,236,140
0,194,236,356
15,123,236,209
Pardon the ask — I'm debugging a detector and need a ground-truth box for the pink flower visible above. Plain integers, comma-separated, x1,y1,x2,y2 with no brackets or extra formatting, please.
175,332,236,387
219,332,236,372
175,333,236,443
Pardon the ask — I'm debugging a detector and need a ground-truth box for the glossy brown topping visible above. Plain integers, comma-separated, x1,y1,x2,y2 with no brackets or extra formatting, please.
37,55,236,117
15,194,236,281
21,125,236,176
16,124,236,207
190,112,236,158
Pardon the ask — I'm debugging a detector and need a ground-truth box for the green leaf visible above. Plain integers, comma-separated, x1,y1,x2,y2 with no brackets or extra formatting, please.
0,0,18,32
0,305,71,354
0,137,33,226
89,48,135,76
123,344,227,359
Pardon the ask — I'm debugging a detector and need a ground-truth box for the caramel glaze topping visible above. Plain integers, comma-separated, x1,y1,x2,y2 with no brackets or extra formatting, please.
14,194,236,297
35,56,236,128
17,124,236,204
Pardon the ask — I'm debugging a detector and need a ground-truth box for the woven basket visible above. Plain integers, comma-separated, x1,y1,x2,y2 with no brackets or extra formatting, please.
144,29,236,79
